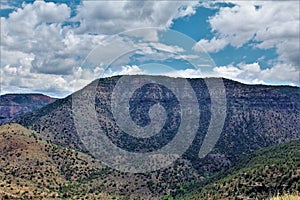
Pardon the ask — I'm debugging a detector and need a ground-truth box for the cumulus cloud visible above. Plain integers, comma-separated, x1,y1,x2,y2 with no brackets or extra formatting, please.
201,1,299,66
73,1,199,34
1,64,71,97
192,1,299,86
103,64,205,79
1,0,298,97
1,1,77,75
106,65,146,77
1,64,103,97
213,62,299,86
3,1,70,34
164,68,203,78
0,0,16,10
1,1,200,96
193,37,228,53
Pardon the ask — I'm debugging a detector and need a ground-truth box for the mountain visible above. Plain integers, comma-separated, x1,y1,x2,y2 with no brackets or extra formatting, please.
0,93,56,124
11,75,300,198
173,140,300,199
13,76,300,164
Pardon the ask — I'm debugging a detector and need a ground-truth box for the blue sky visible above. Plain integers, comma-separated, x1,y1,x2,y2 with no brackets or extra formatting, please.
0,0,299,97
171,5,278,69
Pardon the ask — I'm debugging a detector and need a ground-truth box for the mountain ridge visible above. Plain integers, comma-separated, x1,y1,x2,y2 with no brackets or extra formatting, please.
0,93,56,125
3,75,300,198
12,75,299,166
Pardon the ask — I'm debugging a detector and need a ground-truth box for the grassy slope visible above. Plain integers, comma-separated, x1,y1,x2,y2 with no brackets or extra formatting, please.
0,123,201,199
1,125,299,199
271,195,300,200
0,123,115,199
174,140,300,200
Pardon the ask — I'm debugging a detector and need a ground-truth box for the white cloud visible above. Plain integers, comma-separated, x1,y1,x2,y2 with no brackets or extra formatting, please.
73,1,199,35
1,1,298,97
124,28,159,42
0,0,16,10
260,63,299,83
1,64,104,97
0,1,79,75
104,65,205,79
0,1,202,97
149,42,185,53
6,1,70,32
213,62,299,86
193,37,228,53
213,64,243,79
1,64,71,97
0,2,107,96
164,68,203,78
203,1,299,66
105,65,146,77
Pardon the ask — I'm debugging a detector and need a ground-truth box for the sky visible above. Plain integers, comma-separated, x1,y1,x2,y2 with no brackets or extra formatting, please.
0,0,299,97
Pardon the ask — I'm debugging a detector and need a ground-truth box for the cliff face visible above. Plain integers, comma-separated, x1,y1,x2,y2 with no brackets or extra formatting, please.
0,94,56,124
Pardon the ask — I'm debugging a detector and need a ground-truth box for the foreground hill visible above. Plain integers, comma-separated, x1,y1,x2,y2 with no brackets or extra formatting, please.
0,93,56,124
1,124,298,199
0,123,202,199
0,123,113,199
174,140,300,199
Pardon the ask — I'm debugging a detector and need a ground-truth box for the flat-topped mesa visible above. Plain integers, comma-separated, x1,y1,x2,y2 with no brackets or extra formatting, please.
0,93,57,125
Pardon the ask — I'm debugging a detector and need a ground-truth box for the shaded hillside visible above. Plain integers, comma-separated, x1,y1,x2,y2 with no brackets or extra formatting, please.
13,76,300,174
0,93,56,124
174,140,300,200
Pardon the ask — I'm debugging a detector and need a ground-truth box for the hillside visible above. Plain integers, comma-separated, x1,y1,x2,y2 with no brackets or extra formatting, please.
173,141,300,199
0,123,114,199
13,76,300,170
0,123,203,199
1,124,298,199
9,75,300,198
0,93,56,124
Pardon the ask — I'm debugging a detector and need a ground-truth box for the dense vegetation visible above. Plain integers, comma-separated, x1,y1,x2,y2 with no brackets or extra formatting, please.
172,141,300,199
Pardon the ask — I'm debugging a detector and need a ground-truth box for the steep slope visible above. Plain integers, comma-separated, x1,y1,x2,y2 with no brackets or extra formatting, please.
13,76,300,172
175,140,300,199
0,93,56,124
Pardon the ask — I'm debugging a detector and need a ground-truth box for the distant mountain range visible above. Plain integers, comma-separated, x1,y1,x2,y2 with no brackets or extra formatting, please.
1,75,299,199
0,93,56,124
